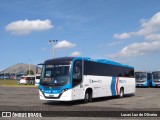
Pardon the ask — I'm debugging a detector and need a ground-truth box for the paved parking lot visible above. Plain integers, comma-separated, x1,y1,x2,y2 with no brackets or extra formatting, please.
0,86,160,118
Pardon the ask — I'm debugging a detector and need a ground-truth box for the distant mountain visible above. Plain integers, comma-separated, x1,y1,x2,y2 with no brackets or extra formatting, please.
0,63,40,74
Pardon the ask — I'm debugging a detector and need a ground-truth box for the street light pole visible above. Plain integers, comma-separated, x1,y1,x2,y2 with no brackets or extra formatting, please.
49,40,58,59
28,59,31,75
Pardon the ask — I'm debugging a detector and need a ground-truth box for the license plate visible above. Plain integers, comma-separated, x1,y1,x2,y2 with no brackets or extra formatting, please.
49,95,54,97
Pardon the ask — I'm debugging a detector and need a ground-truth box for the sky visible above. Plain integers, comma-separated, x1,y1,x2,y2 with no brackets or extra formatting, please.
1,0,160,71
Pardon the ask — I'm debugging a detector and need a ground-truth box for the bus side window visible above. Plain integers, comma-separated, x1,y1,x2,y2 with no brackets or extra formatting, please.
72,60,82,87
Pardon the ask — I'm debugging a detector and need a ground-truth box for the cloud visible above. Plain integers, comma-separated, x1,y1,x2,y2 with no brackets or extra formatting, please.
107,41,160,58
54,40,76,49
107,41,124,46
113,33,130,39
5,19,53,35
113,12,160,40
70,51,81,57
109,12,160,58
137,12,160,36
145,34,160,41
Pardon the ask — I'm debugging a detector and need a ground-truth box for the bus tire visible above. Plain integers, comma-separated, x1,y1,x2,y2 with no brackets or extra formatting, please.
84,90,93,103
84,91,89,103
88,92,93,102
119,88,124,98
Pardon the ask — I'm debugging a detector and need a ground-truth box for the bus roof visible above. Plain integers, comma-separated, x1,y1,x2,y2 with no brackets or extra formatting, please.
94,59,133,68
44,57,134,68
44,57,74,65
135,71,151,73
152,71,160,73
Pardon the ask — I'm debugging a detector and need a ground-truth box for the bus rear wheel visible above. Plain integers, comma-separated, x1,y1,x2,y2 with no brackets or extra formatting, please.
119,88,124,98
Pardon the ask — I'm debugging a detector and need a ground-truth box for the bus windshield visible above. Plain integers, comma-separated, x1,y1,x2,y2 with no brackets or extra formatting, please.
152,72,160,79
135,72,146,80
40,64,70,86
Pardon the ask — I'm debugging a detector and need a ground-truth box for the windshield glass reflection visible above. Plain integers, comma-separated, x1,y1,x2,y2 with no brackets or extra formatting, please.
40,64,70,86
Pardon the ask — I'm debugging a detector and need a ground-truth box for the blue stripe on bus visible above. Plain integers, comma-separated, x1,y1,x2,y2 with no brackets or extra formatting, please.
111,77,116,96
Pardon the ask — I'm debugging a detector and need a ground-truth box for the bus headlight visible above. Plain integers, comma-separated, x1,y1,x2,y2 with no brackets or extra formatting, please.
61,89,68,94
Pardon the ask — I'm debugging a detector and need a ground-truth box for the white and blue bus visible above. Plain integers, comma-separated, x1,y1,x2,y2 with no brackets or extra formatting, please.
152,71,160,87
135,72,152,87
38,57,135,102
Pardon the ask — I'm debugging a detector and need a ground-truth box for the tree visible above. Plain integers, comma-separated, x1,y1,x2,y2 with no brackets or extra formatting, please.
27,70,34,75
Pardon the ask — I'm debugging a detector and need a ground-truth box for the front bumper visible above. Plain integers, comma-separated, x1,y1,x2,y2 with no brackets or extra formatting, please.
39,89,72,101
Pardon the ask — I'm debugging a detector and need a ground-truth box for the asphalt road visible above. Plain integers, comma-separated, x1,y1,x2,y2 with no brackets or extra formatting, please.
0,86,160,119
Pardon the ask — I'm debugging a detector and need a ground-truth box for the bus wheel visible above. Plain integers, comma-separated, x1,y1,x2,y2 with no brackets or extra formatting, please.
84,90,92,103
88,91,93,102
84,91,89,103
119,88,124,98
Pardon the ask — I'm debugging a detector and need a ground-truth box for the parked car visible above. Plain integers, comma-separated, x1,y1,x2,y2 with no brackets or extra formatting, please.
19,75,35,85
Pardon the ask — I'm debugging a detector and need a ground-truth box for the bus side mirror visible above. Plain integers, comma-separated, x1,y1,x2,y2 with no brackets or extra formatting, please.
36,63,43,74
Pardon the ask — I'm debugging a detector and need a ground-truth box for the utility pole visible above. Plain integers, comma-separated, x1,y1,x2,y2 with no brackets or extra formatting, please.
29,59,30,75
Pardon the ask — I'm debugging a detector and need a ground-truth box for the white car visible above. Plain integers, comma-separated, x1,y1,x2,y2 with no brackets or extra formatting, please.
19,75,35,85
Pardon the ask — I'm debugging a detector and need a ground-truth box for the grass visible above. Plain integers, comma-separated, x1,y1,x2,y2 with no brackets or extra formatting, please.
0,79,37,87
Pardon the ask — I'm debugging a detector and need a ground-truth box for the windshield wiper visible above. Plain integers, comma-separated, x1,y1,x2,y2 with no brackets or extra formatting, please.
40,82,49,86
48,83,63,86
40,82,62,86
